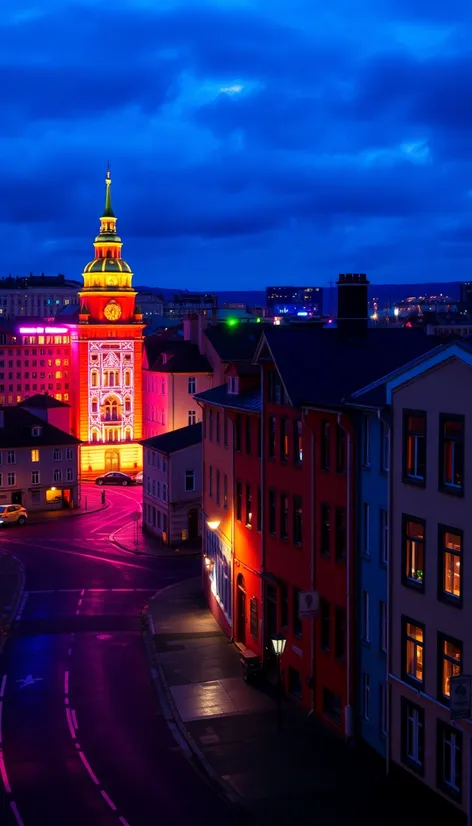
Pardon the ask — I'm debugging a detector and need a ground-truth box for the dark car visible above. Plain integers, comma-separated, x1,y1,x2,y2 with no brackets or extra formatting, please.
95,472,136,487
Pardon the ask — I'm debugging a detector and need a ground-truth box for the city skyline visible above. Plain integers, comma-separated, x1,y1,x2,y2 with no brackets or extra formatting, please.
1,0,471,288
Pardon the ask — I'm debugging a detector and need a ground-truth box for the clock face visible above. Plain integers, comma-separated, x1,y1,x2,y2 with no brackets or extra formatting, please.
104,300,122,321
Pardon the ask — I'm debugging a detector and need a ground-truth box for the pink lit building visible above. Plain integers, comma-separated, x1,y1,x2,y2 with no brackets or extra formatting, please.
0,320,73,406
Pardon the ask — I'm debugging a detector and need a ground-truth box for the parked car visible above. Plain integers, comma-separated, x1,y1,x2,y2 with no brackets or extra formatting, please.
0,505,28,526
133,471,143,485
95,472,136,487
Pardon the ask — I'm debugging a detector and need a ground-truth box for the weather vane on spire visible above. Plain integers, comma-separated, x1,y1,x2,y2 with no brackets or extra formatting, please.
106,160,111,182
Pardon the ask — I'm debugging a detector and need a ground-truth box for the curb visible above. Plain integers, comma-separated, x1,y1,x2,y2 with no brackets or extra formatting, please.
28,501,110,525
142,590,245,811
111,525,202,560
0,553,25,655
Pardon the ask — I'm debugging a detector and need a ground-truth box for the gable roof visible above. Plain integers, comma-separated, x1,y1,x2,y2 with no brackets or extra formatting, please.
155,342,212,374
195,384,261,412
141,422,202,454
19,393,70,409
204,325,261,362
0,406,80,448
143,331,183,368
256,327,444,408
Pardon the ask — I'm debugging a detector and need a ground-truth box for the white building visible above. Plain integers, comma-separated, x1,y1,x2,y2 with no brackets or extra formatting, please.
0,275,80,319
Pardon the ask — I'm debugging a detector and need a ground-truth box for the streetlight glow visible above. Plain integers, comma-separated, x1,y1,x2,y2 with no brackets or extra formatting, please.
271,633,286,656
206,519,220,531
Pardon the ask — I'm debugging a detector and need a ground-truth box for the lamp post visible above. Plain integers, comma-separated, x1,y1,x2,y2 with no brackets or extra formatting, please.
271,632,286,731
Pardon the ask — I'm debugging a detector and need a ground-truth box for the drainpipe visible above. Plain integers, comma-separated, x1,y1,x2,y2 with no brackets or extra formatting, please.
338,412,352,740
378,407,391,776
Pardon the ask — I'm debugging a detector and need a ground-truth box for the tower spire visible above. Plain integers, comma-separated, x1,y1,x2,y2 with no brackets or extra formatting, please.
103,163,115,219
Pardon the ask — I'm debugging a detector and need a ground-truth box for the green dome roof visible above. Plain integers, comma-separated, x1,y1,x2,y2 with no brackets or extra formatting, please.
83,258,132,274
94,232,122,244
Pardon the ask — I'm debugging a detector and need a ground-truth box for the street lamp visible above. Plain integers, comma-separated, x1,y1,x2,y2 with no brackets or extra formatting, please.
271,633,286,730
206,519,220,531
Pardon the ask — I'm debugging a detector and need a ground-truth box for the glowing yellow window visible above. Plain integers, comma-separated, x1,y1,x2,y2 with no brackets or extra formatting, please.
31,449,40,463
405,622,424,684
55,371,62,379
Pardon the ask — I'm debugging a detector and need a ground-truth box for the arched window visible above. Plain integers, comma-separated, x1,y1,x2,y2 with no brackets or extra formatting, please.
91,397,98,414
124,370,131,388
104,398,119,422
125,427,132,442
91,370,98,388
91,428,100,443
124,396,131,413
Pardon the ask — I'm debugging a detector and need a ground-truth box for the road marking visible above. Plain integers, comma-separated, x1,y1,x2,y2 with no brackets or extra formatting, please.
64,671,69,695
76,609,80,615
64,697,69,705
101,790,117,811
78,751,99,785
0,675,7,698
25,587,155,594
65,708,76,739
16,675,43,689
77,599,83,607
119,817,131,826
10,801,24,826
0,750,11,793
80,589,85,597
15,593,28,621
68,648,72,656
71,709,78,731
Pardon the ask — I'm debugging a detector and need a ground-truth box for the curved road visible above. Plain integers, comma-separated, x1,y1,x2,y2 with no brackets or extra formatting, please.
0,486,239,826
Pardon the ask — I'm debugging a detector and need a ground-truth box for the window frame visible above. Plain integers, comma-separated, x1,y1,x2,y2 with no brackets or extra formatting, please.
401,697,425,776
437,719,463,802
437,632,462,705
401,615,425,689
401,514,426,592
438,523,462,608
402,409,427,487
438,413,465,497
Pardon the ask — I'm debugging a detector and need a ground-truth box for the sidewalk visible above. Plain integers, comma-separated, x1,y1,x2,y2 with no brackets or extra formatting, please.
0,552,25,653
146,577,464,826
112,521,202,558
28,484,108,524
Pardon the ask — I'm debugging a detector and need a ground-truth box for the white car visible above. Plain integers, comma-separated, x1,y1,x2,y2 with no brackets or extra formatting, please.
0,505,28,526
134,471,143,485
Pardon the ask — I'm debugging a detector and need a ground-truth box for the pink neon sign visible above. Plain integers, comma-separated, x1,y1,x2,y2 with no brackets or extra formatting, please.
19,326,69,334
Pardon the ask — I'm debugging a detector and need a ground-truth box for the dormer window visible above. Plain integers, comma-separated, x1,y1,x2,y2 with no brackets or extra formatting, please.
228,376,239,395
31,426,42,437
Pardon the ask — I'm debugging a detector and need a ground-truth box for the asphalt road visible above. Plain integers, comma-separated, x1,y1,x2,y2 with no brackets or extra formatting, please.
0,485,240,826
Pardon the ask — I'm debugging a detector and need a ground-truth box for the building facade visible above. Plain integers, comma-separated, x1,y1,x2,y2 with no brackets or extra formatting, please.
0,274,80,319
72,170,144,478
0,320,73,406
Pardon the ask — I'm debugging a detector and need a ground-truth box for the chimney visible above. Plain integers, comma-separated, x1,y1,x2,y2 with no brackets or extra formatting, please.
183,312,199,344
336,273,370,336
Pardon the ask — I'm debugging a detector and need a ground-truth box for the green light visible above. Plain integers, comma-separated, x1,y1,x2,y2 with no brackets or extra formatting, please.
227,318,239,327
256,317,261,323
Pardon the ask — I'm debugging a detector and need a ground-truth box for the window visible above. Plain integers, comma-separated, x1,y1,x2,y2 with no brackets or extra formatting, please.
31,449,39,463
209,409,213,441
268,371,283,404
31,490,40,505
380,508,388,566
363,503,370,556
362,591,370,642
223,414,228,448
401,516,425,590
380,601,387,653
31,425,42,437
235,415,242,452
223,475,228,510
209,465,213,498
293,496,302,545
402,618,424,686
188,410,196,426
66,468,74,482
280,582,289,629
403,411,426,484
53,468,62,483
320,600,330,651
7,473,15,486
292,587,302,637
216,412,220,444
66,448,73,460
363,415,370,466
7,451,15,464
236,481,242,521
185,470,195,492
294,420,302,464
280,494,288,540
437,720,462,801
31,470,40,485
280,417,288,462
323,689,342,726
269,489,276,534
188,377,196,394
335,606,345,659
250,597,258,640
335,506,346,562
439,415,464,494
53,448,62,461
321,421,330,470
216,470,220,505
438,634,462,702
362,673,370,721
439,526,462,604
162,457,167,472
162,483,167,503
257,486,262,531
380,684,387,738
268,416,276,458
321,504,330,556
245,485,252,527
228,376,239,395
245,416,251,455
401,698,424,775
336,424,346,473
380,420,390,473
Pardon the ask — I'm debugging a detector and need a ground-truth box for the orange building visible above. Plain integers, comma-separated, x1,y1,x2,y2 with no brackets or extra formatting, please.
72,170,144,478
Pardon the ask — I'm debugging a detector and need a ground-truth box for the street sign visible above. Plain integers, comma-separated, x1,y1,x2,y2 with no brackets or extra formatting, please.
450,674,471,720
299,590,319,619
133,511,140,523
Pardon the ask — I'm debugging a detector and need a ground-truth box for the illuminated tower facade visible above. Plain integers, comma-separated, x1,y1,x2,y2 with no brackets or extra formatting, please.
73,170,144,477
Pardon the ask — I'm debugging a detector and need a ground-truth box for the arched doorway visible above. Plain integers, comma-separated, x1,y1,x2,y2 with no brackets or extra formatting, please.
105,450,120,472
188,508,199,540
237,573,246,645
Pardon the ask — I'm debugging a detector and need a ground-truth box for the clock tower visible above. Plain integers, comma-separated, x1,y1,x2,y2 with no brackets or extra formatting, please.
73,169,144,478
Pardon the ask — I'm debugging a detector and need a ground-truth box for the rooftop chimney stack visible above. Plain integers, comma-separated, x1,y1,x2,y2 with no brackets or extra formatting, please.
336,273,370,336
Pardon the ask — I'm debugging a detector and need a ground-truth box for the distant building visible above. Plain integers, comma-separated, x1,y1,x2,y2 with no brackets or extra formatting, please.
266,286,323,317
142,423,202,544
0,274,81,319
0,405,80,511
163,292,217,320
136,290,164,320
460,282,472,313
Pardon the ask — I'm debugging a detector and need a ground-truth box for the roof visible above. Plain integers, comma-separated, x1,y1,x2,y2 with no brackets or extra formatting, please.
204,325,261,362
19,394,70,409
156,342,212,374
257,327,444,408
0,406,80,448
83,259,131,274
195,384,261,412
141,422,202,454
226,361,259,377
143,332,183,367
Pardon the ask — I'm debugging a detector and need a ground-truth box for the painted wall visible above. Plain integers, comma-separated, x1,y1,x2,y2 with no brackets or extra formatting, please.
0,443,79,510
142,371,212,439
143,441,201,543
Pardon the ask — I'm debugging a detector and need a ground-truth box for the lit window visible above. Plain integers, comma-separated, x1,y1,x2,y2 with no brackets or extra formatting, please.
439,527,462,602
438,635,462,701
403,411,426,483
439,416,464,494
402,517,425,589
31,449,40,462
403,619,424,686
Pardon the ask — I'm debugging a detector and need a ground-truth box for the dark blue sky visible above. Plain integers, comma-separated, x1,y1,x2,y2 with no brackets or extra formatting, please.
2,1,472,290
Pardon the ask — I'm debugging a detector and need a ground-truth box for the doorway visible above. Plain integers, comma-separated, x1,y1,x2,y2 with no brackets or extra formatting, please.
188,508,199,540
237,573,246,645
12,490,22,505
105,450,120,472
